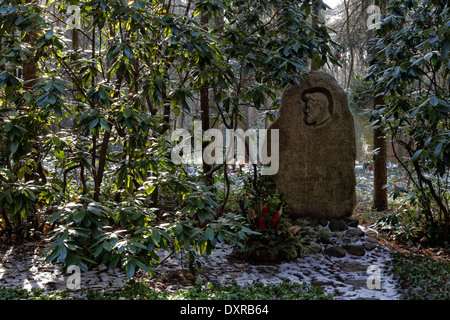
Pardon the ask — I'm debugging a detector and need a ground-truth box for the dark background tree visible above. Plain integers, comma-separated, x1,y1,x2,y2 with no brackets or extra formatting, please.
368,0,388,211
367,0,449,243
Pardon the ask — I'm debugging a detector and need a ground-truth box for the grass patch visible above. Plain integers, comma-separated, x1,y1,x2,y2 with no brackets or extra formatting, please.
0,278,333,300
391,252,450,300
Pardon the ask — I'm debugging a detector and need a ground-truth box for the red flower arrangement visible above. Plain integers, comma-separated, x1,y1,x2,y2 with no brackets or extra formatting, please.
243,191,306,261
261,206,268,217
256,206,281,231
271,212,280,227
258,217,265,230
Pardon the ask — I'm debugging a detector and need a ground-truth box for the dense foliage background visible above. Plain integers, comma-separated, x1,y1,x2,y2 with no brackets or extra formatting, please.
0,0,339,276
0,0,448,284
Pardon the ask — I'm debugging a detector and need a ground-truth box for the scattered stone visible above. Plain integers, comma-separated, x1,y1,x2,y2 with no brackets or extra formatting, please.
338,262,368,272
343,245,365,256
307,245,322,254
325,246,346,258
318,218,328,227
346,227,365,237
343,216,359,228
344,278,369,290
366,236,379,243
329,219,348,232
365,229,378,238
268,71,357,220
364,242,377,251
419,236,428,246
317,237,332,244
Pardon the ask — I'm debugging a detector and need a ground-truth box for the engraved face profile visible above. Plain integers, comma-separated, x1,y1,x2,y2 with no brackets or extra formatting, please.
303,92,331,127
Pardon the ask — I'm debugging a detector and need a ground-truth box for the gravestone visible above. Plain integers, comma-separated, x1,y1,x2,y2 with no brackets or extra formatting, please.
269,71,356,220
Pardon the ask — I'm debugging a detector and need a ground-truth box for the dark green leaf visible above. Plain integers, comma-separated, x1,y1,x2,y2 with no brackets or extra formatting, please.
135,260,151,273
103,241,112,252
45,30,54,40
74,209,86,223
57,246,67,261
204,227,215,241
10,140,18,154
93,245,103,258
89,118,99,130
123,108,132,118
151,229,161,245
4,122,12,132
434,143,443,156
126,262,136,278
410,149,422,162
99,119,111,132
109,255,120,269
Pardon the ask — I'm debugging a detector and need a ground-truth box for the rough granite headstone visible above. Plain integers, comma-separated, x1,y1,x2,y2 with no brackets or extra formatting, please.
269,71,356,220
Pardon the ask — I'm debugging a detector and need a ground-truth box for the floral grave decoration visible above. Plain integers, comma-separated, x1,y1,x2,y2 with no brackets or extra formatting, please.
242,193,310,261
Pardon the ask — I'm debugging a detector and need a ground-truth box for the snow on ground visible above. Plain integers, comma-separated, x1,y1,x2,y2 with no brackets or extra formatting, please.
208,244,400,300
0,227,400,300
0,242,128,294
150,235,400,300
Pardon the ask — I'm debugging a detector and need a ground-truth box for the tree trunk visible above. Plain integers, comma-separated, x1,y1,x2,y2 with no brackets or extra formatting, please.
200,85,211,181
72,29,79,51
343,0,354,89
373,117,388,210
200,9,212,184
23,34,37,91
368,0,388,211
94,131,111,202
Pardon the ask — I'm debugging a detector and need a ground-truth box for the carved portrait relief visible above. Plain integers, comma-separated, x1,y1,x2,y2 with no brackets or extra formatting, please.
302,90,332,128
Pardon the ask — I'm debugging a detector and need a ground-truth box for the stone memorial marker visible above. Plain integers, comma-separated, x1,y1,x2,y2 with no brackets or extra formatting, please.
269,71,356,220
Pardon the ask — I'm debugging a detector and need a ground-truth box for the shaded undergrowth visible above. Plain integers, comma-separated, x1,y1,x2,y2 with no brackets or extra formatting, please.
390,252,450,300
0,278,333,300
